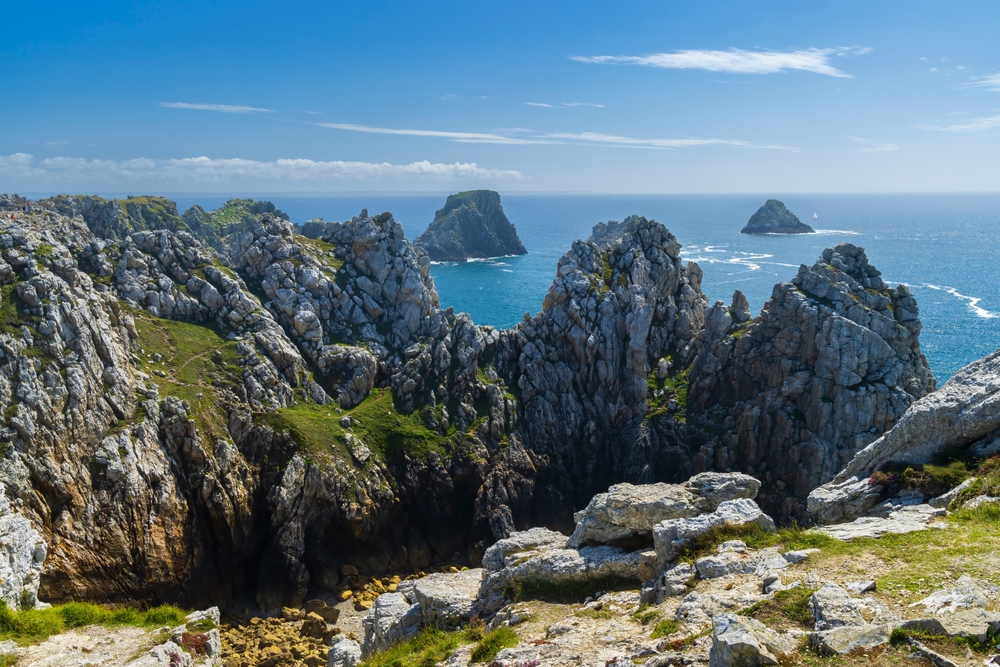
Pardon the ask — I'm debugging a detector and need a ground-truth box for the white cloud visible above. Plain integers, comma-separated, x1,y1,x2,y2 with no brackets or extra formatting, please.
160,102,273,113
317,123,557,145
0,153,523,189
570,47,868,77
45,140,71,146
917,115,1000,132
959,73,1000,92
523,102,606,108
321,123,795,151
440,94,459,101
850,137,900,152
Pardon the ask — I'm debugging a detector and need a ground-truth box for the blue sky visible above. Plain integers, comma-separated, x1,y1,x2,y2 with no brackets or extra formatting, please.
2,0,999,193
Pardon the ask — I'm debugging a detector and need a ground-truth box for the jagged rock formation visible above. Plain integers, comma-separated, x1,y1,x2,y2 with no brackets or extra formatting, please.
0,481,46,609
741,199,815,234
688,244,934,518
0,191,936,617
808,348,1000,523
413,191,526,261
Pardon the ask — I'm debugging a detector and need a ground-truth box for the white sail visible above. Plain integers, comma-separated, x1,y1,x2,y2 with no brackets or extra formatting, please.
813,213,818,220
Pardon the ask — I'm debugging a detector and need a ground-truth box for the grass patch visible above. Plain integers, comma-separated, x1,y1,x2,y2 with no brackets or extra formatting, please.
359,626,477,667
0,601,187,646
130,308,244,444
575,607,613,620
469,626,518,663
741,586,817,629
650,618,679,639
264,387,448,464
630,604,662,626
296,235,344,270
676,523,837,563
646,351,691,419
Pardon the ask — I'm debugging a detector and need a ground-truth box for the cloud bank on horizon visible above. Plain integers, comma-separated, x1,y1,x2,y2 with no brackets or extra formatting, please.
570,47,871,77
0,153,523,190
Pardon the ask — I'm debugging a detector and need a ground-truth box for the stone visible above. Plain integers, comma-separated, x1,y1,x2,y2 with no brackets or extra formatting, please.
709,613,797,667
327,638,362,667
909,639,960,667
845,580,877,595
809,584,866,631
740,199,815,235
654,499,776,564
816,504,944,540
412,568,483,630
0,483,47,609
361,592,423,655
929,479,976,509
965,495,1000,510
900,609,1000,644
413,190,526,262
695,546,789,579
568,473,760,548
809,624,889,656
783,549,820,564
912,575,1000,615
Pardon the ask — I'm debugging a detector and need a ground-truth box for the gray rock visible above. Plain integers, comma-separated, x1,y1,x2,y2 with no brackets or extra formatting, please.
413,191,526,262
741,200,815,235
810,624,889,656
909,639,960,667
361,592,423,655
913,575,999,615
900,609,1000,644
709,613,797,667
929,478,976,509
654,499,776,564
845,580,877,595
412,569,483,630
816,504,944,540
568,473,760,548
809,584,865,631
964,495,1000,510
0,483,46,609
328,638,362,667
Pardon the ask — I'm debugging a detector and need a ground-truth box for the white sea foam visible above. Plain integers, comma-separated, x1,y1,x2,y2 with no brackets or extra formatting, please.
924,284,999,319
811,229,861,235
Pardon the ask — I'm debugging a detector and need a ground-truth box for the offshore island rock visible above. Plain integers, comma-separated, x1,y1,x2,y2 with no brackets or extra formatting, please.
413,190,526,261
741,199,815,235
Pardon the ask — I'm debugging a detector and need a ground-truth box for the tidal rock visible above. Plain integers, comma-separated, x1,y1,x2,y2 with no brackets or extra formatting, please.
413,190,526,262
741,199,815,234
709,613,797,667
568,473,760,548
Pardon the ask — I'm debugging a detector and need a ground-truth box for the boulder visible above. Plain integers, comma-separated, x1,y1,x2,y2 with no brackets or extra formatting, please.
476,527,643,616
654,499,775,564
361,592,423,655
809,584,866,631
412,569,483,630
568,473,760,548
810,624,889,656
709,613,797,667
328,638,362,667
695,542,789,580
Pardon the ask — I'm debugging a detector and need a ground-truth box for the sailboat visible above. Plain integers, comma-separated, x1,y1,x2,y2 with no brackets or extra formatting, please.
813,213,818,220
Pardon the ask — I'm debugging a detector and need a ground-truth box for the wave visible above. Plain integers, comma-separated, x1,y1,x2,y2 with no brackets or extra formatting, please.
923,284,999,319
811,229,861,236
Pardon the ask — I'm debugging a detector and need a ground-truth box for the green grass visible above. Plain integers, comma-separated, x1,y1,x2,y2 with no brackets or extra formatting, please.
359,627,477,667
675,522,837,563
574,607,612,620
630,604,662,626
296,235,344,270
0,601,187,646
130,308,244,444
650,619,680,639
741,586,817,629
646,351,691,419
263,387,448,464
469,626,518,664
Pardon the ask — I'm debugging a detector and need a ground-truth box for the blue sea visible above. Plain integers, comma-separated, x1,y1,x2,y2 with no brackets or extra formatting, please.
162,194,1000,382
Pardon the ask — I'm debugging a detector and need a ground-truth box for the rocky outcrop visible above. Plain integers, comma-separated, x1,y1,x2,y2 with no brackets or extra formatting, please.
413,190,526,262
0,482,46,609
808,349,1000,523
709,613,796,667
740,199,814,234
689,244,934,519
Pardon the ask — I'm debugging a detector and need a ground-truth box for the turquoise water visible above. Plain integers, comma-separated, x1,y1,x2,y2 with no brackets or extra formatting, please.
170,193,1000,382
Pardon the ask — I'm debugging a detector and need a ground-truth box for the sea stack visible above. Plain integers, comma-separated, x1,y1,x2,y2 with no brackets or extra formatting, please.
741,199,815,234
414,190,527,261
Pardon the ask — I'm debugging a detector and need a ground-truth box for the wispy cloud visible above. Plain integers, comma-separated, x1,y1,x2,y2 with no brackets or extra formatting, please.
160,102,273,113
917,115,1000,132
440,94,459,101
45,140,71,146
571,47,869,78
317,123,557,145
303,110,323,115
850,136,900,152
0,153,523,186
321,123,795,151
959,73,1000,92
523,102,606,108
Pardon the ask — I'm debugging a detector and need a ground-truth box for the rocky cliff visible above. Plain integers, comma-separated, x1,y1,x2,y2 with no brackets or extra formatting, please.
741,199,815,234
0,193,935,616
413,190,527,261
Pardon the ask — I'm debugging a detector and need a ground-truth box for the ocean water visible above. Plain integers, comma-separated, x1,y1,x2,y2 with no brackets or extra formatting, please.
169,193,1000,382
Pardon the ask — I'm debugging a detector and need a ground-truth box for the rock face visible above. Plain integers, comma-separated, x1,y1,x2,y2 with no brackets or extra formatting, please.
413,190,526,261
740,199,815,234
689,243,934,518
0,482,47,609
809,349,1000,523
